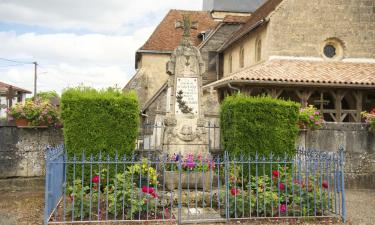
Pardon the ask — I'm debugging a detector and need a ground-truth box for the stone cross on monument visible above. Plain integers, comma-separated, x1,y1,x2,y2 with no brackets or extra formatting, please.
175,14,198,38
163,14,208,156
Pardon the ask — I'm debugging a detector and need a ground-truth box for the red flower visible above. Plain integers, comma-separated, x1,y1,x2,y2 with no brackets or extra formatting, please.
151,192,158,198
141,186,155,194
272,170,279,178
278,182,285,190
322,180,329,189
92,176,100,184
230,188,240,196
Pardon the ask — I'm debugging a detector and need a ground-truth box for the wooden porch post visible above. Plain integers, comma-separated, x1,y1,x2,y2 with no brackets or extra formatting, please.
353,91,363,122
295,90,313,108
266,88,283,98
331,90,346,122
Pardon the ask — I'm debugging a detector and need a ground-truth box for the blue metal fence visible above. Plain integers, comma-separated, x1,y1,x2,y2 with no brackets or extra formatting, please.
44,146,346,224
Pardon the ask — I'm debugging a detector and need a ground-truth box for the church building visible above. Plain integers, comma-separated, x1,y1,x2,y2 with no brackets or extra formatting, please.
123,0,375,152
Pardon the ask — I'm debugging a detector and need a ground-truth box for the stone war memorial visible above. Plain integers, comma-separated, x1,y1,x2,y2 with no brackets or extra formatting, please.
163,14,208,156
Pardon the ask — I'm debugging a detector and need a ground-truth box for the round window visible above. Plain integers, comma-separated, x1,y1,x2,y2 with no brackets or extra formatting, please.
323,44,336,58
321,38,345,60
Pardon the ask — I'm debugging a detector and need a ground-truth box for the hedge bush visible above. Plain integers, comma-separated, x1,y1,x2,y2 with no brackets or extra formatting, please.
61,87,139,156
220,94,300,157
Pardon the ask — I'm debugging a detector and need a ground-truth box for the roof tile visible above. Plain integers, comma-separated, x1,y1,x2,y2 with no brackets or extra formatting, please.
140,10,218,51
208,59,375,88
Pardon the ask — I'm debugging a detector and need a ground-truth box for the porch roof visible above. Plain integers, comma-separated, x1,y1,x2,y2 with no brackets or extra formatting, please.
0,81,32,94
205,58,375,89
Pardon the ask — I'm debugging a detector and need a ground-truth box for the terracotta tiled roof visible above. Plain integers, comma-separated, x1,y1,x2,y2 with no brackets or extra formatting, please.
219,0,284,51
222,15,250,24
140,10,218,51
0,81,31,93
206,59,375,88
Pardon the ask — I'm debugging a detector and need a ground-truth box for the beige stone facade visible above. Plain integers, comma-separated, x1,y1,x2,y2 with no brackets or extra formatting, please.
221,0,375,77
267,0,375,59
222,25,267,76
124,53,170,108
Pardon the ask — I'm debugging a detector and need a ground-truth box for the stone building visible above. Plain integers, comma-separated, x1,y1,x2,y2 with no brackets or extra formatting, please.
205,0,375,124
124,0,375,125
0,81,31,118
123,0,375,187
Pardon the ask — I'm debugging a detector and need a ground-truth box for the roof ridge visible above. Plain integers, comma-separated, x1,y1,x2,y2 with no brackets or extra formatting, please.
138,9,217,52
170,9,211,13
218,0,284,52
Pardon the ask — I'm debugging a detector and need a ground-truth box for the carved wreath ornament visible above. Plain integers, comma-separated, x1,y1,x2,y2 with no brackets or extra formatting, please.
176,90,193,114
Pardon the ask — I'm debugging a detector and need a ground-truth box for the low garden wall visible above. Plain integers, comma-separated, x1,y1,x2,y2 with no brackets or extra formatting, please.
1,123,374,189
297,122,375,189
0,126,63,178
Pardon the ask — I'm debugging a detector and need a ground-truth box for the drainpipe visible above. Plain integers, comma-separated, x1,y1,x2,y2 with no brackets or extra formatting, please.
140,111,149,124
228,83,240,93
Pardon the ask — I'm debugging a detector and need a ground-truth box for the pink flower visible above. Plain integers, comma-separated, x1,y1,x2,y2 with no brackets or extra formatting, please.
278,182,285,190
322,180,328,189
92,176,100,183
207,160,216,169
309,115,315,120
293,179,301,185
314,111,320,115
230,188,240,196
272,170,279,178
279,204,287,213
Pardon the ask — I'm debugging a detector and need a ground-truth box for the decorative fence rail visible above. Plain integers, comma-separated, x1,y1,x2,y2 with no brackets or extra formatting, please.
44,147,345,224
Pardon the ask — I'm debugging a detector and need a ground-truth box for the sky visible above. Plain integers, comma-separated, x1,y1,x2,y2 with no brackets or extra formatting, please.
0,0,202,96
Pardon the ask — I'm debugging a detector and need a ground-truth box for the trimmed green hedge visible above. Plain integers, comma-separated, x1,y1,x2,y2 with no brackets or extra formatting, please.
61,87,139,156
220,94,300,157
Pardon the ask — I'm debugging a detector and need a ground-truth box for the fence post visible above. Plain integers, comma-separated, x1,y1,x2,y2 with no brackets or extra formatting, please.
44,149,51,225
224,151,229,223
178,152,182,225
339,147,346,223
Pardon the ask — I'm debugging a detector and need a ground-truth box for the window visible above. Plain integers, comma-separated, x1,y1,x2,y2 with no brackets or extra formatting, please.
323,45,336,58
239,46,245,68
229,54,233,73
255,39,262,62
321,38,345,60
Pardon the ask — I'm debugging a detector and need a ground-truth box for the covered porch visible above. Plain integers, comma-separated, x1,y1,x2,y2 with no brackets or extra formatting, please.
206,58,375,123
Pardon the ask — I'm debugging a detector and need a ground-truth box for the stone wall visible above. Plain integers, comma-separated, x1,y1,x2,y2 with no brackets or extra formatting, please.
123,53,171,108
223,24,267,76
0,127,63,178
267,0,375,58
297,123,375,189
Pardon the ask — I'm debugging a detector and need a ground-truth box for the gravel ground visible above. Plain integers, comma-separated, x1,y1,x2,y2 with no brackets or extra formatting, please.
0,178,373,225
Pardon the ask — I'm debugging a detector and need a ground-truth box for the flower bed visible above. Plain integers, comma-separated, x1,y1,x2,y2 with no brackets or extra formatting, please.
46,149,345,223
362,109,375,133
164,153,218,190
299,105,323,130
7,99,60,127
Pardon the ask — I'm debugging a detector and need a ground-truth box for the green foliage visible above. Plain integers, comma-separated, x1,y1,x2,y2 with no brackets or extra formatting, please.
127,158,158,186
61,86,139,156
220,94,300,158
298,105,323,130
36,91,59,100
